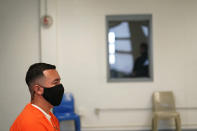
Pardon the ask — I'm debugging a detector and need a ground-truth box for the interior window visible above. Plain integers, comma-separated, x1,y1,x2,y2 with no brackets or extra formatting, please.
106,14,153,82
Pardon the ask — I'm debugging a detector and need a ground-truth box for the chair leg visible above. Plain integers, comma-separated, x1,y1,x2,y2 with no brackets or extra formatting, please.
152,117,158,131
175,116,181,131
74,117,81,131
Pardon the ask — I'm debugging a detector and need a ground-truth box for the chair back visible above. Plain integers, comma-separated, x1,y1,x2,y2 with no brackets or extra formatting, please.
53,92,75,113
152,91,176,112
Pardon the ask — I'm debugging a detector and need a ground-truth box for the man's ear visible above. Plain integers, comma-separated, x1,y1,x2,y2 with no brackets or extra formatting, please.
34,85,44,95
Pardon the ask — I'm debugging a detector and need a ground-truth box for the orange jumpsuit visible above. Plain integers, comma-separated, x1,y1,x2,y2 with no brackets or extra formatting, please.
10,103,60,131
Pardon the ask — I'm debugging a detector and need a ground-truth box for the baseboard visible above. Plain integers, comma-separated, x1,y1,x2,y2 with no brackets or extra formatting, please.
157,130,197,131
81,128,197,131
81,129,197,131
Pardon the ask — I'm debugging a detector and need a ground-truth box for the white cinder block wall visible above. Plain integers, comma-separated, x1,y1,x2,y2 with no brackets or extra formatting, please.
1,0,197,131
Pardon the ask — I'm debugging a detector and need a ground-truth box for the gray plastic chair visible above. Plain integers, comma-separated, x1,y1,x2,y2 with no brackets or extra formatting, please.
152,91,181,131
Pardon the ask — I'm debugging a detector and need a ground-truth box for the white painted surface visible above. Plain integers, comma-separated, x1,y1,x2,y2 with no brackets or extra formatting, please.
0,0,40,130
40,0,58,65
1,0,197,130
56,0,197,130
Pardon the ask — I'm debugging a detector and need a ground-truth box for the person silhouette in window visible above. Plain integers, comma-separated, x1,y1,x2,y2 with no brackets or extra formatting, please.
132,42,149,77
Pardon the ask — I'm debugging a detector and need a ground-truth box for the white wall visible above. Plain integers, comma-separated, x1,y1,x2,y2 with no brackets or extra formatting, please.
1,0,197,131
0,0,40,131
56,0,197,130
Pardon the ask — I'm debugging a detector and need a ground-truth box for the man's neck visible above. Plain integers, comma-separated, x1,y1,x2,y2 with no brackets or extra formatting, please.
31,96,52,114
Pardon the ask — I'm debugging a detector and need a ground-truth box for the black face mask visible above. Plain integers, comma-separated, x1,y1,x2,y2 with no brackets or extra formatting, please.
41,84,64,106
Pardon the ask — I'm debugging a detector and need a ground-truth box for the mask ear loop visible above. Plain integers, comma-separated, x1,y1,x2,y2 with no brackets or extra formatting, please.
37,85,46,96
32,85,44,100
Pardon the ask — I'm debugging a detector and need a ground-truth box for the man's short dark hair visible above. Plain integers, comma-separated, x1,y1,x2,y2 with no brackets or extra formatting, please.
25,63,56,87
25,63,56,100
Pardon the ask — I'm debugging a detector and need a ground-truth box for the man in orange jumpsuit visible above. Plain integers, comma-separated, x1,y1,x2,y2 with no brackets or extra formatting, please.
10,63,64,131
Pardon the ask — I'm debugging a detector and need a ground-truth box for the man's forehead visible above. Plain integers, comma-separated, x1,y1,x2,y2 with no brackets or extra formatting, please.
43,69,60,78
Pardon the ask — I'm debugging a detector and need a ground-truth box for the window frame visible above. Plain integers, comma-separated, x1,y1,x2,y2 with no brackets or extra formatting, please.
106,14,154,82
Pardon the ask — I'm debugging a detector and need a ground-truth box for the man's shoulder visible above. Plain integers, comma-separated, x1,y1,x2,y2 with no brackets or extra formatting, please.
10,118,47,131
19,103,44,118
11,104,46,126
10,103,50,130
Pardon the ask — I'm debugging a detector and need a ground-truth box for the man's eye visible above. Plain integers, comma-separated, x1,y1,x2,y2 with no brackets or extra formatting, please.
53,81,60,85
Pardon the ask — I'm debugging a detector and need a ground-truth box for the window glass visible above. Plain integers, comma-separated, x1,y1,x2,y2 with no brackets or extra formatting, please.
107,14,153,82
